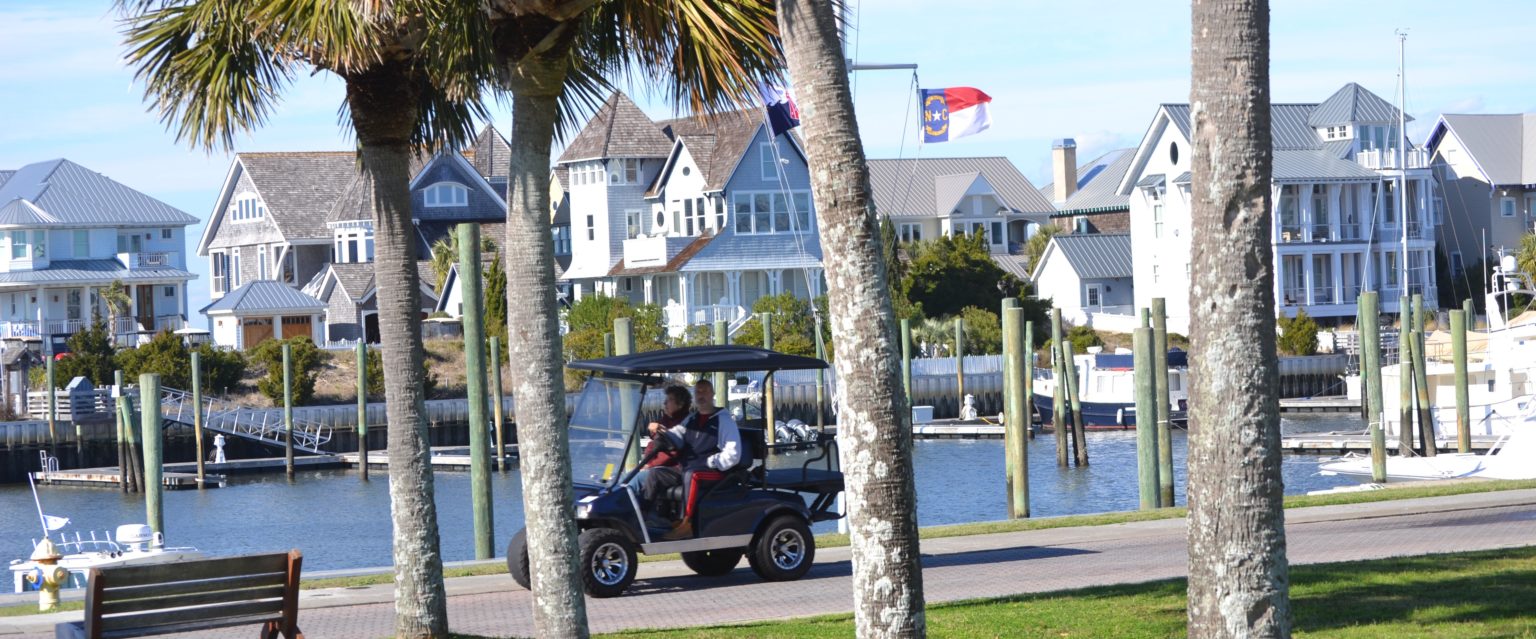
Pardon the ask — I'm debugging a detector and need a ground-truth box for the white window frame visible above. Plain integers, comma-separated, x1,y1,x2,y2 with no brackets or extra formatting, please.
232,248,242,288
1501,197,1517,218
586,214,595,241
1084,283,1103,310
161,229,172,240
759,143,778,180
424,182,469,207
1451,251,1464,276
258,245,268,279
625,210,643,239
897,223,922,243
211,251,228,293
1433,195,1445,225
1153,202,1164,239
732,190,813,235
1526,194,1536,217
231,194,265,222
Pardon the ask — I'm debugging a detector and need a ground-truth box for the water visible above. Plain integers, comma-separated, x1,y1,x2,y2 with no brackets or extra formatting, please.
1,416,1362,572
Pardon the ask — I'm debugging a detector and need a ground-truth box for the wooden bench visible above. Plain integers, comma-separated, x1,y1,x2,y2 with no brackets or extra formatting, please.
55,550,303,639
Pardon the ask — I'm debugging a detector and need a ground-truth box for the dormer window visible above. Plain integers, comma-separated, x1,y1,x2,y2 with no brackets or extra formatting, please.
609,159,641,185
231,194,266,221
1323,125,1351,141
425,182,469,207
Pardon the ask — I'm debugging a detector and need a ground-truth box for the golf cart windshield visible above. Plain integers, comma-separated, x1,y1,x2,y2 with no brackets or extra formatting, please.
568,377,646,488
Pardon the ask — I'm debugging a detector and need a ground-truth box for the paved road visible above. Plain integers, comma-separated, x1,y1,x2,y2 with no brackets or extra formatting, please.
6,490,1535,638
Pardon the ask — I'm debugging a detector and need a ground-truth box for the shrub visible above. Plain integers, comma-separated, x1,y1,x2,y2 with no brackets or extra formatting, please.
250,336,326,405
116,330,191,389
1277,309,1320,356
364,348,385,399
1066,325,1103,354
957,307,1002,355
734,293,821,357
53,321,116,387
193,344,247,396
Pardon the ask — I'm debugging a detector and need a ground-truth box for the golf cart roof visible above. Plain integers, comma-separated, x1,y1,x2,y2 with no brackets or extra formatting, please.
569,345,828,376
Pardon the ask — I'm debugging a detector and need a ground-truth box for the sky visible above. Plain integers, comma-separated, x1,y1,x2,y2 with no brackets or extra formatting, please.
3,0,1535,312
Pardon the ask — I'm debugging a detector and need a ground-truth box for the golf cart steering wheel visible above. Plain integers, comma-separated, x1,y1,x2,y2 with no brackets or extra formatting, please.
649,427,679,452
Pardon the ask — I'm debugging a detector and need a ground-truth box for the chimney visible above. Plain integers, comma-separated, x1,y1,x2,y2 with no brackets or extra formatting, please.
1052,138,1078,204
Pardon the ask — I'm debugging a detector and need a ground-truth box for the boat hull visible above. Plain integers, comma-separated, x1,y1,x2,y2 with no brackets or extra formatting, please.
1031,393,1186,430
10,548,203,593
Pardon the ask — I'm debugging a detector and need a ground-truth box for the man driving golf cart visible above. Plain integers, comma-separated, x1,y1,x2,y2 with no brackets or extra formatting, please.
505,345,844,598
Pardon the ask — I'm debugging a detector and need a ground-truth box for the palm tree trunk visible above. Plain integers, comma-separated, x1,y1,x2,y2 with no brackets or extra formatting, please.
1187,0,1291,636
777,1,927,636
502,50,590,638
344,62,450,639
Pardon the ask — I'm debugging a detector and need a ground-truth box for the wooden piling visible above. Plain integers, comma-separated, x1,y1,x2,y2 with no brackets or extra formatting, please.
1398,295,1414,457
356,342,368,481
900,318,913,403
1024,319,1035,442
713,320,729,413
1151,298,1173,507
1410,329,1436,457
761,312,776,444
1450,310,1471,453
1359,292,1386,482
814,317,826,431
491,336,506,473
1462,298,1475,330
114,370,128,492
282,343,294,479
116,370,142,493
1134,327,1157,509
459,222,493,560
1061,340,1088,466
1050,309,1068,467
954,317,966,412
614,317,640,470
139,373,163,534
45,356,55,443
191,351,205,485
1002,306,1028,518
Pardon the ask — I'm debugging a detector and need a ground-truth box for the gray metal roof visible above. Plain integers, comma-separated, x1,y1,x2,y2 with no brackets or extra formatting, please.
1159,103,1331,151
0,198,57,226
680,232,822,272
1274,150,1380,181
1163,104,1192,139
1171,171,1192,185
1135,174,1165,188
1041,233,1132,280
0,171,13,189
0,259,194,285
933,172,981,215
1060,149,1134,213
992,253,1033,280
867,157,1055,218
201,280,325,315
0,159,199,227
1430,113,1536,186
1308,83,1411,126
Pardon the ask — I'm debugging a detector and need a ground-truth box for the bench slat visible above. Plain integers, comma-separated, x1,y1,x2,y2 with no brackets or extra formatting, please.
99,553,288,588
100,585,287,616
99,599,283,633
103,572,286,602
99,613,281,639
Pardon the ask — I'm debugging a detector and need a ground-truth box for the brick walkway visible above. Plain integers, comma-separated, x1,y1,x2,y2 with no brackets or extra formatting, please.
6,490,1535,638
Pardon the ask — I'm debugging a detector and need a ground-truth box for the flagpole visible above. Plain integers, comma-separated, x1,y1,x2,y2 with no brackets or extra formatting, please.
29,472,51,540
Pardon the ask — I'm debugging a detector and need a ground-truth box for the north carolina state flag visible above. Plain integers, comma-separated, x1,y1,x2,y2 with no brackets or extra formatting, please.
920,87,992,143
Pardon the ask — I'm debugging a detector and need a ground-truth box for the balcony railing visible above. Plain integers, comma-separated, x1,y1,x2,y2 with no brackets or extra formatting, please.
1357,148,1430,170
1310,286,1336,306
119,251,177,270
1281,287,1307,306
1310,225,1331,241
1279,226,1304,243
1338,223,1363,241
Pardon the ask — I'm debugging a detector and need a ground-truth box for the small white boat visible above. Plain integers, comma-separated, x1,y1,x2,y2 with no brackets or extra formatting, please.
9,525,203,593
1318,402,1536,482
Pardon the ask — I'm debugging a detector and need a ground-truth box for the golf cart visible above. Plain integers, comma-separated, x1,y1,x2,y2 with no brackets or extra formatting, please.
505,345,844,597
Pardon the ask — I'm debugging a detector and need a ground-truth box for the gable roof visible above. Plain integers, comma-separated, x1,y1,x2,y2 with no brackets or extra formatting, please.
1429,113,1536,186
867,157,1055,218
933,172,983,215
200,280,325,315
1273,150,1381,181
1308,82,1411,127
654,109,772,193
1058,149,1134,215
0,159,198,227
235,152,359,239
1030,232,1132,281
557,92,674,164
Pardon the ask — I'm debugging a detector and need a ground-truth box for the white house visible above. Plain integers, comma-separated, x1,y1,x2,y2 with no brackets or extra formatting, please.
1120,83,1439,334
1029,233,1135,329
0,159,199,353
559,92,823,335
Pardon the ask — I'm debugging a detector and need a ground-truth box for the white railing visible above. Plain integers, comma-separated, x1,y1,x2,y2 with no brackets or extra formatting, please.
118,251,177,269
161,386,333,453
1357,147,1429,170
690,304,745,326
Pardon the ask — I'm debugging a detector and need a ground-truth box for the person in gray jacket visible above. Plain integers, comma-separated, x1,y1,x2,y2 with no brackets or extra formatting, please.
641,378,747,539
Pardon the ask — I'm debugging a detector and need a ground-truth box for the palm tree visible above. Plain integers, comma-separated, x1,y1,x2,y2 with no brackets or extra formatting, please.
1186,0,1292,635
120,3,496,636
101,280,132,346
481,2,780,635
430,232,497,293
777,1,926,635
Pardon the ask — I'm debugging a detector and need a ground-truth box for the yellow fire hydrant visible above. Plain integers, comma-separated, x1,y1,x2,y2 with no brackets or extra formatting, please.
22,539,71,611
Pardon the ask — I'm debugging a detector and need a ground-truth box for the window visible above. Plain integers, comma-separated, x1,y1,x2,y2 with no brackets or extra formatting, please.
161,229,172,240
733,191,812,234
425,182,469,207
232,194,265,221
693,197,706,234
609,159,640,185
626,210,642,239
1383,182,1397,227
1502,197,1517,218
773,194,790,232
1433,195,1445,225
990,221,1003,243
586,215,595,241
30,231,43,259
1084,284,1102,309
117,233,143,254
793,192,811,232
1075,217,1090,234
684,199,694,236
72,230,89,257
12,231,27,259
1153,203,1164,239
1527,195,1536,217
898,223,922,243
163,286,175,298
715,197,726,230
258,245,268,279
232,248,242,288
760,143,777,180
211,252,229,293
552,226,571,255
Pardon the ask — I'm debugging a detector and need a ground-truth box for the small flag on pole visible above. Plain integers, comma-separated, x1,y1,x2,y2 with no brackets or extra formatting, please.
919,87,992,143
42,515,68,532
760,81,800,137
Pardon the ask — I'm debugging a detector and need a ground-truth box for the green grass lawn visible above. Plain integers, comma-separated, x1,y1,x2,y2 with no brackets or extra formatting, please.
601,546,1536,638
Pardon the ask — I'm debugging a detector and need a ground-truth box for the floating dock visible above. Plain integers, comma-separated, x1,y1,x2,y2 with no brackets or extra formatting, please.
1279,396,1361,414
33,469,212,490
340,446,517,470
1280,432,1502,455
30,455,347,489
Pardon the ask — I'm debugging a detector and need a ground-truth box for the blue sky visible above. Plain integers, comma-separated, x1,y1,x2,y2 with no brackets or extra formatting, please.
3,0,1534,311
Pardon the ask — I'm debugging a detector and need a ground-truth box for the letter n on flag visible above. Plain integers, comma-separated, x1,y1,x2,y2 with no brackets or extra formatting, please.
920,87,992,143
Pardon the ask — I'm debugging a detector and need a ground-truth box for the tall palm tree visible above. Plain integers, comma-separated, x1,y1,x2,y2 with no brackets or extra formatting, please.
481,2,780,635
120,3,496,636
777,1,926,635
101,280,132,346
1186,0,1291,635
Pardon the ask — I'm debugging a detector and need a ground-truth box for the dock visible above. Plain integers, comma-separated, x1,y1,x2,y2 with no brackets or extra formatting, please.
340,446,518,470
33,469,213,490
30,455,348,489
1280,432,1503,455
1279,396,1360,414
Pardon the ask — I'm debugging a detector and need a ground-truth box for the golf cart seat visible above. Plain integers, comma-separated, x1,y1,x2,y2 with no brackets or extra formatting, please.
662,428,766,517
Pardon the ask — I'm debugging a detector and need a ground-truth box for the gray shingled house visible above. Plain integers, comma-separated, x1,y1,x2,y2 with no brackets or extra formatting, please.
1426,113,1536,283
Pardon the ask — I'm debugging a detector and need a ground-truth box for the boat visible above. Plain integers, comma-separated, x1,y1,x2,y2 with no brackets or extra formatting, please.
9,524,204,593
1318,397,1536,482
1032,347,1190,429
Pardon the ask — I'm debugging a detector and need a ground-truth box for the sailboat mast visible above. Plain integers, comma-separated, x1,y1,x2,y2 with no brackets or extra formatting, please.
1397,30,1410,304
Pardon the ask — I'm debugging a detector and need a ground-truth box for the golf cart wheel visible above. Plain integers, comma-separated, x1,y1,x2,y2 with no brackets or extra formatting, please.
681,549,743,576
748,515,815,582
579,527,637,598
506,528,531,590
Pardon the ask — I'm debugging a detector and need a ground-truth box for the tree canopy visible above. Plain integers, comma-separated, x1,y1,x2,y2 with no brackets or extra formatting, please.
903,231,1020,319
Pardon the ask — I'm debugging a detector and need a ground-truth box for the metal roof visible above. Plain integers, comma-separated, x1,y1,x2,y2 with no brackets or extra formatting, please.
992,254,1033,280
0,171,14,189
1171,172,1192,185
867,157,1055,218
200,280,325,315
0,198,58,226
1158,103,1335,151
1430,113,1536,186
1307,83,1411,127
679,231,822,272
1040,233,1132,280
1274,150,1380,181
1060,149,1134,213
0,259,194,286
0,159,199,227
932,172,982,215
1135,174,1165,188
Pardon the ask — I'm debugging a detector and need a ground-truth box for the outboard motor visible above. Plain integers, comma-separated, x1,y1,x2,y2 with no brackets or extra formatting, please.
114,525,161,552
